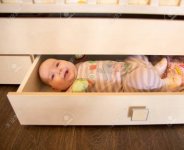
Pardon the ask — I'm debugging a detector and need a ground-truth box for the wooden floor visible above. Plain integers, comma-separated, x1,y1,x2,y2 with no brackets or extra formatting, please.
0,85,184,150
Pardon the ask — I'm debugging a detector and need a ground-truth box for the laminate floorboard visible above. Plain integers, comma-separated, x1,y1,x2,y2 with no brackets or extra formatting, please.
0,85,184,150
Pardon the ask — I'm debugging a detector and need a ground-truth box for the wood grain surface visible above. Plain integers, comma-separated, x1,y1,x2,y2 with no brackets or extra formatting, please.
0,85,184,150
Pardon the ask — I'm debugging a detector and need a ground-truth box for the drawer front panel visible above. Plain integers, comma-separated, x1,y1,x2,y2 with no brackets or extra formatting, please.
1,18,184,55
0,55,33,84
8,93,184,125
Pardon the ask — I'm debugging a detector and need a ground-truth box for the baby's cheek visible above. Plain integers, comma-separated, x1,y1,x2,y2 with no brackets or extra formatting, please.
62,79,73,89
69,69,76,80
71,71,76,79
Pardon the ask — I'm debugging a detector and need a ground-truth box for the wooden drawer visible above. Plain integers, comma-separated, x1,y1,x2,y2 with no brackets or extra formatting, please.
1,18,184,55
7,55,184,125
0,55,34,84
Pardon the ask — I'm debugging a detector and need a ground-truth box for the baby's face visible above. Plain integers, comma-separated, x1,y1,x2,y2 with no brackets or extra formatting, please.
39,59,77,91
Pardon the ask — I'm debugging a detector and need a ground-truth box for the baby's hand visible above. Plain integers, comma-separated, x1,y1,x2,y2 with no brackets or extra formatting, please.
71,79,89,92
154,57,168,77
75,55,85,59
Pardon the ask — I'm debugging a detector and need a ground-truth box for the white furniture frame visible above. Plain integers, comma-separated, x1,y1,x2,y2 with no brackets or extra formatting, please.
0,3,184,125
0,0,184,15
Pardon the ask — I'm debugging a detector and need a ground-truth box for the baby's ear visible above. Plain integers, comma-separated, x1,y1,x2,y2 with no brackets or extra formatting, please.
154,57,168,77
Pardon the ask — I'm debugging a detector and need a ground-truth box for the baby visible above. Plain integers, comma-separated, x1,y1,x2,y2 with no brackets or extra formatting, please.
38,55,181,92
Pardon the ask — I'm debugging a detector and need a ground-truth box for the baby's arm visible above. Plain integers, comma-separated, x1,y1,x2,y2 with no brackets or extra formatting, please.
154,57,168,77
73,55,86,65
75,62,83,70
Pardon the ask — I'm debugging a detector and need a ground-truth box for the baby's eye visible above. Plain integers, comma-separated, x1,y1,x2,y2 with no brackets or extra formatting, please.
56,62,60,67
51,74,55,80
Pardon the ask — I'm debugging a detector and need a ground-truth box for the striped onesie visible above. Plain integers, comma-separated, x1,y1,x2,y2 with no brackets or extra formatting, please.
75,56,164,92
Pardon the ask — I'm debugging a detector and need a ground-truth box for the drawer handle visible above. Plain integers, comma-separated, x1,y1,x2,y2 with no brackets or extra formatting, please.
128,106,149,121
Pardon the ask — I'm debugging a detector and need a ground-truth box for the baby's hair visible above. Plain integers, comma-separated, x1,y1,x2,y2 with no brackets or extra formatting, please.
38,59,53,85
39,62,47,84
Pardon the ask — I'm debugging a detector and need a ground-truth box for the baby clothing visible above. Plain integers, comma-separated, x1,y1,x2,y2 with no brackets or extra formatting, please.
75,56,164,92
76,60,131,92
122,56,164,92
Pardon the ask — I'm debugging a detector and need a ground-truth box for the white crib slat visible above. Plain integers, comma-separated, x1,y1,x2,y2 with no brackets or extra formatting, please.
88,0,96,4
66,0,88,4
159,0,180,6
57,0,64,4
2,0,33,3
34,0,55,4
150,0,159,6
119,0,128,5
97,0,119,4
0,1,184,14
128,0,150,5
2,0,21,3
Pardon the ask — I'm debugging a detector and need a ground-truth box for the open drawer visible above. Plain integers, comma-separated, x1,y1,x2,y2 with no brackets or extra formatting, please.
7,55,184,125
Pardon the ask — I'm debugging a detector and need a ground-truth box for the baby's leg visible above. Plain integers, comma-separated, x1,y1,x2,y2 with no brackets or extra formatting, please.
123,64,164,92
154,57,168,77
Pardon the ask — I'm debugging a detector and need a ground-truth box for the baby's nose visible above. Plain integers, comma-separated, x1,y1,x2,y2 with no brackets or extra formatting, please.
58,68,62,74
54,68,62,74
